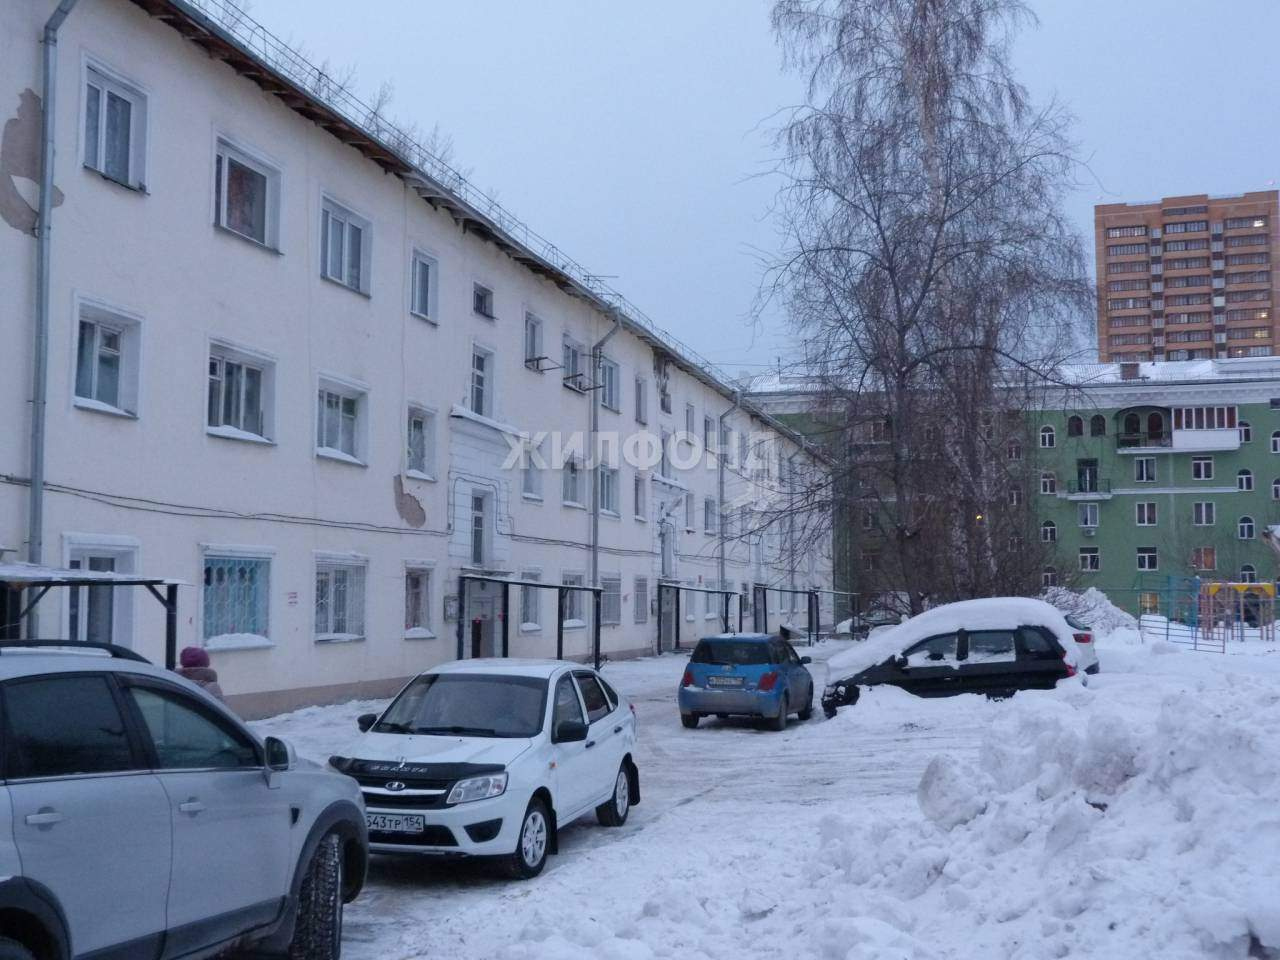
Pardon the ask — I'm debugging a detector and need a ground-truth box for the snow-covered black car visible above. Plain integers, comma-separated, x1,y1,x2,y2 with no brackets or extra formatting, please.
822,598,1087,716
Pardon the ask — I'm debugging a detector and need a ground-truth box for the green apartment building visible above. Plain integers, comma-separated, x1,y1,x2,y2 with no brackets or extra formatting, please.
748,358,1280,615
1034,359,1280,611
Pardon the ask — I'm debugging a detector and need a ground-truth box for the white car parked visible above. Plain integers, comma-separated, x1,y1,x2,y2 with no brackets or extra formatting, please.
329,659,640,878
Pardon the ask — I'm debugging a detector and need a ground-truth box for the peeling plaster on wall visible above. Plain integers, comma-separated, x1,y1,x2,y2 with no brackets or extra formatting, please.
394,475,426,528
1,89,63,236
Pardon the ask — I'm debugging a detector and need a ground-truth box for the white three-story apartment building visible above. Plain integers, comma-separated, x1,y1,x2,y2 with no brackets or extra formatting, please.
0,0,833,716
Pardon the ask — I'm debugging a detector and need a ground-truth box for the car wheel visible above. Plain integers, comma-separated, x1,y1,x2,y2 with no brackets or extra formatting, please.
797,695,814,722
596,763,631,827
288,832,343,960
0,938,36,960
769,696,788,732
507,798,551,879
680,712,699,729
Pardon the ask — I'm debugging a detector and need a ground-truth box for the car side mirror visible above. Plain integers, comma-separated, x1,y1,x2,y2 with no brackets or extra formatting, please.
553,719,589,744
357,713,377,733
800,656,812,665
894,655,909,670
264,736,294,772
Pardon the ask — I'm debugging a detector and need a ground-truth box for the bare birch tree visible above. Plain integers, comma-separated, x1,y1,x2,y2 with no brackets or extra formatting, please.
762,0,1092,614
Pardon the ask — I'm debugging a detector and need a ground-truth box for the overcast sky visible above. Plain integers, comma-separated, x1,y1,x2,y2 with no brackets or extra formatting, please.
255,0,1280,373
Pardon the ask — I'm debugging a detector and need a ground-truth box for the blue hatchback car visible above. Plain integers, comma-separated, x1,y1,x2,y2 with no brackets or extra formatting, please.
678,633,815,730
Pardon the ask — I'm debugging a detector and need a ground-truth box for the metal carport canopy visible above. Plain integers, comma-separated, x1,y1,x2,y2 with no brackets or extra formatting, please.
0,562,186,669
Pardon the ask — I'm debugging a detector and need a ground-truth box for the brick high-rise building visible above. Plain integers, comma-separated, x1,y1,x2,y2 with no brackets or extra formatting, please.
1095,191,1278,362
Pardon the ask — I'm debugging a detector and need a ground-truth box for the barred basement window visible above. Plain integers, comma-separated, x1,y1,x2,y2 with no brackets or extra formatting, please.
203,555,270,644
315,560,366,641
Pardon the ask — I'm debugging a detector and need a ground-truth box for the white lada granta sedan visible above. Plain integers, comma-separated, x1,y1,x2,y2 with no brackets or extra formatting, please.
329,659,640,878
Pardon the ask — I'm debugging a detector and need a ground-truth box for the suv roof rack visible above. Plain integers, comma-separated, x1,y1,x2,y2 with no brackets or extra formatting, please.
0,640,151,664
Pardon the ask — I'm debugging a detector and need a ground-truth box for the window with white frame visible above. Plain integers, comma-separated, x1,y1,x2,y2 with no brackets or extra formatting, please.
1078,503,1098,528
320,197,370,293
601,576,622,625
683,493,694,530
522,440,544,499
1238,469,1254,491
601,467,619,515
207,344,272,440
1136,501,1157,526
1240,564,1258,583
659,430,672,479
470,345,493,417
524,313,543,369
1272,430,1280,454
562,336,585,391
1239,515,1255,540
1137,547,1158,571
74,303,139,415
520,571,541,630
633,473,647,520
404,567,433,637
634,576,649,624
315,379,366,462
635,377,648,424
410,251,437,321
1079,547,1100,572
314,558,366,641
83,63,146,188
562,574,585,624
562,458,584,506
202,552,270,645
703,415,715,452
1040,520,1056,542
1191,456,1214,480
470,493,488,565
473,283,495,319
1273,477,1280,501
66,547,134,647
1135,457,1157,482
1009,488,1023,507
1042,567,1057,588
685,403,696,436
1040,472,1056,495
704,497,718,535
600,359,620,411
1193,501,1215,526
1240,420,1253,443
406,406,435,477
214,139,278,247
720,422,733,464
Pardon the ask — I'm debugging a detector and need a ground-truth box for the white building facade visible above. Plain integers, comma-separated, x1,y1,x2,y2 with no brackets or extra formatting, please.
0,0,833,716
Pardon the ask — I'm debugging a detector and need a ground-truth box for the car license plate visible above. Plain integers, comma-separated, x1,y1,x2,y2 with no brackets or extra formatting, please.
366,812,426,834
707,675,743,687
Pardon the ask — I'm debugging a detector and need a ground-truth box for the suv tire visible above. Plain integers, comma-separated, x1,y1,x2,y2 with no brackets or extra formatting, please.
797,695,814,722
506,798,550,879
288,832,344,960
680,713,699,729
0,938,36,960
596,764,631,827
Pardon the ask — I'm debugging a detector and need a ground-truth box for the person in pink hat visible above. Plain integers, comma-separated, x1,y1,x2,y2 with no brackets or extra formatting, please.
177,646,226,703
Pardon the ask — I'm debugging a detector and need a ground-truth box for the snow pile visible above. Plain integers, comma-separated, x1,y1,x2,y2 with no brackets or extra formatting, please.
1043,585,1137,635
807,679,1280,958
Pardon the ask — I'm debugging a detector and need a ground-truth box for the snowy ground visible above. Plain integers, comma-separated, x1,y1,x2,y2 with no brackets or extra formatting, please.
254,631,1280,960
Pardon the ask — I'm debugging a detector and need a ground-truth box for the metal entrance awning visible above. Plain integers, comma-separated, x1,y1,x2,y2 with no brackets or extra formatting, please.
0,562,186,668
456,573,603,668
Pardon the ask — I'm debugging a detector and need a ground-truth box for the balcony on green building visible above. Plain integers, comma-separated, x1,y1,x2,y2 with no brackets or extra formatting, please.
1115,405,1240,454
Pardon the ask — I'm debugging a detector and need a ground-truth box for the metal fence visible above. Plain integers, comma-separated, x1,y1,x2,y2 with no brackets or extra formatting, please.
1109,579,1276,653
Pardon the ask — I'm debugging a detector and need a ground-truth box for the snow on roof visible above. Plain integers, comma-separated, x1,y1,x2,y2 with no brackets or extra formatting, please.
1059,356,1280,387
826,597,1080,679
428,658,577,679
0,562,185,586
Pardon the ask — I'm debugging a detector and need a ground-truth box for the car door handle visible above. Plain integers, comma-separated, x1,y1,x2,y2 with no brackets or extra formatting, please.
178,799,206,815
24,811,63,826
613,725,623,734
584,740,596,749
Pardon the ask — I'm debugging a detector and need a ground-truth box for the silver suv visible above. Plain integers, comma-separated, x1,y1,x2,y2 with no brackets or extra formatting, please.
0,642,367,960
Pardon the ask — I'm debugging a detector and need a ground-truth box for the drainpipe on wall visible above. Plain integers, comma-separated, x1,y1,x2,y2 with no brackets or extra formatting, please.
589,307,622,594
27,0,81,637
717,390,742,598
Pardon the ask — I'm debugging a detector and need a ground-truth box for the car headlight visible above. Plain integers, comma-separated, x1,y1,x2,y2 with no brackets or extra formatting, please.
447,772,508,804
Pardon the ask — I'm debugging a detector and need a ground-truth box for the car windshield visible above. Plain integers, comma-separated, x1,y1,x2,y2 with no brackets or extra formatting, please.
691,640,771,665
373,673,547,738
